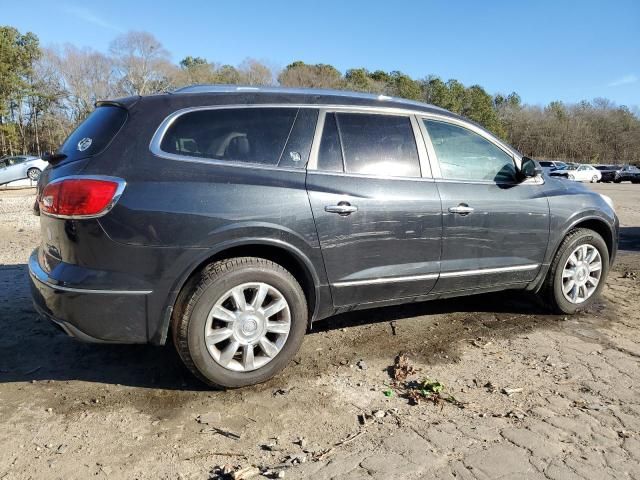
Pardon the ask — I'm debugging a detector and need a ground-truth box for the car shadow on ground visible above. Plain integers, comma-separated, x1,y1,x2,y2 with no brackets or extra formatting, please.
0,263,600,391
620,227,640,252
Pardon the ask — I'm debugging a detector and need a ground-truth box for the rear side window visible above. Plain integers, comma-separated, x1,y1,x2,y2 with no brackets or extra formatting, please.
60,106,128,161
336,113,420,178
160,108,298,167
539,161,552,167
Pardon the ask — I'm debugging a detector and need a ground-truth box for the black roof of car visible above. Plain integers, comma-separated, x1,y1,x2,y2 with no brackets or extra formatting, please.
99,85,459,119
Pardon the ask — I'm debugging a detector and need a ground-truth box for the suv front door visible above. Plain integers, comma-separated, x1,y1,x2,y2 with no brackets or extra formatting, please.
306,110,442,307
420,118,550,293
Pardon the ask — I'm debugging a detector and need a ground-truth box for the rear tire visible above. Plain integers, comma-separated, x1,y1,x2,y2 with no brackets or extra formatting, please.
591,175,598,183
542,228,609,314
172,257,308,388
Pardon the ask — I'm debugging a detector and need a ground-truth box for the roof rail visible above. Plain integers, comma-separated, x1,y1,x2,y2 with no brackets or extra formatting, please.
171,84,445,111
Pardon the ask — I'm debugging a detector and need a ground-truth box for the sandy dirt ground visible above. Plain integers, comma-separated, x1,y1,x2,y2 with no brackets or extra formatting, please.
0,183,639,479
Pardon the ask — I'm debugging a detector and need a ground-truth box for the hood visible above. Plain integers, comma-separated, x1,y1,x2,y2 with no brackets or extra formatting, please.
544,175,591,194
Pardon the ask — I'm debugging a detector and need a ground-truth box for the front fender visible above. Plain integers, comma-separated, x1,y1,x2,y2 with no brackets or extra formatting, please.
526,208,618,293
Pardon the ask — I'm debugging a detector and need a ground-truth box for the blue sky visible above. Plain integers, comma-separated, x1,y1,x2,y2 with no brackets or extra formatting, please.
4,0,639,108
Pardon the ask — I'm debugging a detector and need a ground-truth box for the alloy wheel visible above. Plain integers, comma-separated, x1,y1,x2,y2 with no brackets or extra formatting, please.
204,282,291,372
561,244,602,304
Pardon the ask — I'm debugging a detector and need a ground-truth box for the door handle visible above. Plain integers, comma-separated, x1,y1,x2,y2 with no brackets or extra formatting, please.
448,204,474,215
325,202,358,216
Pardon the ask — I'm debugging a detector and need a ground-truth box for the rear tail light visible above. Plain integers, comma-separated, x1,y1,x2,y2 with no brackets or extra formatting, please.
39,176,125,218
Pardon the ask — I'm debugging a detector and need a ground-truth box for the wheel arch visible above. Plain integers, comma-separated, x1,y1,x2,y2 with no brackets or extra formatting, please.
154,238,322,345
528,213,617,293
569,217,615,260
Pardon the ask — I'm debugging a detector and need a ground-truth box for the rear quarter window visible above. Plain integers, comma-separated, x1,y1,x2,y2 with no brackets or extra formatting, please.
158,108,300,167
59,105,128,161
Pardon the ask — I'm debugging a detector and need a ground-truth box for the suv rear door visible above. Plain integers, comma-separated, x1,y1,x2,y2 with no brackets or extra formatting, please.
419,117,549,292
306,109,442,307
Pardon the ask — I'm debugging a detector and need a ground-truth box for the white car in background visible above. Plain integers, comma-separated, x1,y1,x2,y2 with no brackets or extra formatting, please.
0,155,48,185
549,163,602,183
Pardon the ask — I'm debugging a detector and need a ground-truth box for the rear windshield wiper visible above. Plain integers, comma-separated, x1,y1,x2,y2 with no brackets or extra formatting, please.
42,152,67,164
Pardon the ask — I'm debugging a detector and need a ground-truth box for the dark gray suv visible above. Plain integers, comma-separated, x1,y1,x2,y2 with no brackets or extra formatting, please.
29,86,619,388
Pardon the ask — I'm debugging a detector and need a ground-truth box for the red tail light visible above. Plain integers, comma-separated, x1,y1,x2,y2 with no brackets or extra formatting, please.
40,177,125,218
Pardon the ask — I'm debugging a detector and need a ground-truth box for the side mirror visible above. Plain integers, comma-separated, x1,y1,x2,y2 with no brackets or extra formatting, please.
519,157,542,179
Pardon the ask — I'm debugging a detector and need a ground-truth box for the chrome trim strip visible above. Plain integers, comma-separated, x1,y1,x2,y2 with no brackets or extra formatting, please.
149,104,480,164
306,169,435,182
40,175,127,220
333,273,439,287
29,267,152,295
439,264,539,278
332,264,540,287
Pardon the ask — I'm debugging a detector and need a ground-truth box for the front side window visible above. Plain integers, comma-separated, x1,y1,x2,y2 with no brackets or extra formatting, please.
336,113,421,178
160,108,298,166
423,120,516,183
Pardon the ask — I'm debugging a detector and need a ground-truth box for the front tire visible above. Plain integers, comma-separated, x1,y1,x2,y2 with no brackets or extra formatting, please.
543,228,609,314
172,257,308,388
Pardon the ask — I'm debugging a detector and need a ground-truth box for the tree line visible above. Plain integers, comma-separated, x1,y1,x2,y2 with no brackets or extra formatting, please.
1,26,638,164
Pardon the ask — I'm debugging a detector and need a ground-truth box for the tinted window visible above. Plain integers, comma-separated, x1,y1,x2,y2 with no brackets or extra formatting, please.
277,109,318,168
424,120,516,182
539,161,553,167
60,106,128,161
337,113,420,177
160,108,298,166
317,113,344,172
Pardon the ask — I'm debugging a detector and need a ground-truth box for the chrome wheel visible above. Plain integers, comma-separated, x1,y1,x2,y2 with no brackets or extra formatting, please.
591,175,598,183
204,282,291,372
27,168,40,180
561,244,602,304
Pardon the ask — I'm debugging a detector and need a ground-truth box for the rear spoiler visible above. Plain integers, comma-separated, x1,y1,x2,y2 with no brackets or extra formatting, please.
95,95,141,110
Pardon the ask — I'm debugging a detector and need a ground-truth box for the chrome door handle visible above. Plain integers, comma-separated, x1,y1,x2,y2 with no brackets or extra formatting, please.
448,204,474,215
325,203,358,215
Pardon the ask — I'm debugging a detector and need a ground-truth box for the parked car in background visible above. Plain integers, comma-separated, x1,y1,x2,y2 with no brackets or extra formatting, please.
613,165,640,183
538,160,567,174
0,155,47,185
549,163,602,182
595,165,622,183
29,86,618,388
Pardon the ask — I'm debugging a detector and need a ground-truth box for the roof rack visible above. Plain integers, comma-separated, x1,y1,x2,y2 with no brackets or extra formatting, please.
171,84,446,111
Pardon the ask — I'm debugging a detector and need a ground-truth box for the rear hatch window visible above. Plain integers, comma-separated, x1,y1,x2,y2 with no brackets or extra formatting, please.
58,105,128,162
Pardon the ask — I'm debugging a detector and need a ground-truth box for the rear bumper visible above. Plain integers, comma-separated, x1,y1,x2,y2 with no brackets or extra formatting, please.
28,249,150,343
